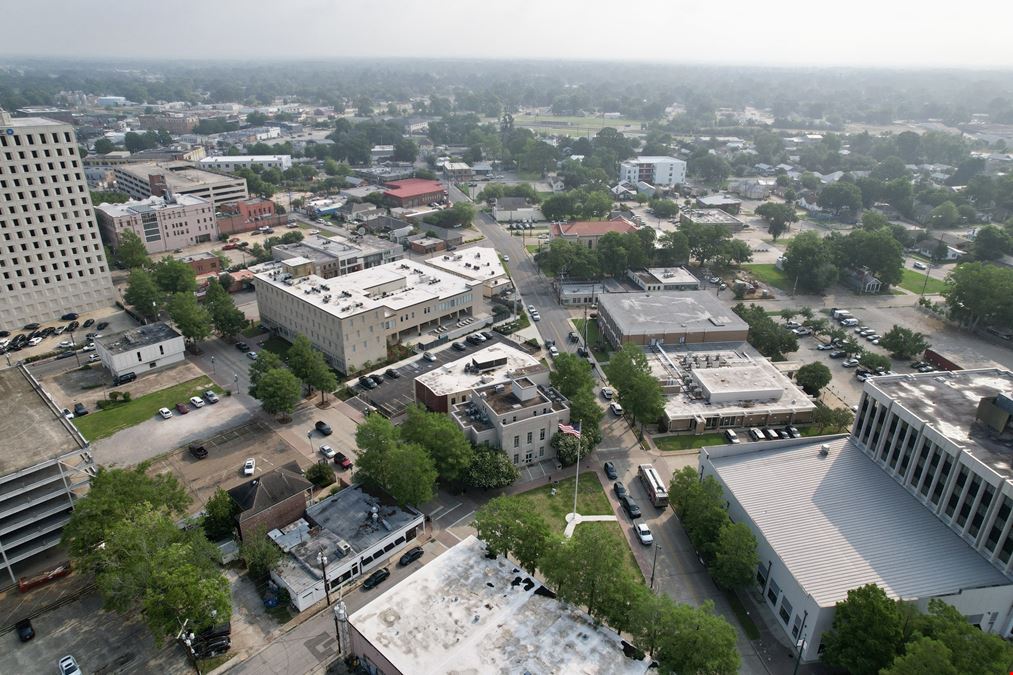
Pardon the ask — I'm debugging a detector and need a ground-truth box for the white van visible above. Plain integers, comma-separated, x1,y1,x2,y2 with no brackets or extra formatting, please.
841,318,860,327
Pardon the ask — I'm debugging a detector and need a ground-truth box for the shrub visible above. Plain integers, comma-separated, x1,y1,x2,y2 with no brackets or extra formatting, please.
108,391,122,401
305,462,336,488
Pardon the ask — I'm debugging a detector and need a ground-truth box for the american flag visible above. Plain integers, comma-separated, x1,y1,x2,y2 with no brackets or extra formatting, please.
558,420,582,438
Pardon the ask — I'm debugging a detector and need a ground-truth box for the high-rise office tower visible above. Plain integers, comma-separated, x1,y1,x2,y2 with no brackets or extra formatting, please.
0,109,116,328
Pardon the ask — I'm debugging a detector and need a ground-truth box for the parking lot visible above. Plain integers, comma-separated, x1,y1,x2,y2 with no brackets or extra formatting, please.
2,307,138,365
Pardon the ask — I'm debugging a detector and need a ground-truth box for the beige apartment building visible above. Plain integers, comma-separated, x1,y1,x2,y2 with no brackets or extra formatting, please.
252,259,484,373
95,194,217,253
113,160,248,209
0,110,116,327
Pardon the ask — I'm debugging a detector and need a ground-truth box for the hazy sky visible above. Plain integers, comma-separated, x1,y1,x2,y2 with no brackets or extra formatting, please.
6,0,1013,68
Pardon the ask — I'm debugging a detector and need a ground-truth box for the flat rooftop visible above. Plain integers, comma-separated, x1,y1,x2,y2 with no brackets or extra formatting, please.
5,116,64,128
200,155,290,163
626,155,682,163
423,247,506,282
868,369,1013,479
599,292,748,336
681,208,744,225
95,322,181,355
415,343,543,396
706,436,1012,607
116,161,242,188
478,380,567,415
252,259,481,320
0,367,86,475
636,267,699,286
272,233,398,264
696,194,742,206
349,535,649,675
95,194,208,215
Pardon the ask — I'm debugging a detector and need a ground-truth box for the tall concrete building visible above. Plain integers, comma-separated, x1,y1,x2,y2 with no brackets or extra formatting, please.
619,156,687,187
113,160,248,209
95,194,217,253
0,110,116,328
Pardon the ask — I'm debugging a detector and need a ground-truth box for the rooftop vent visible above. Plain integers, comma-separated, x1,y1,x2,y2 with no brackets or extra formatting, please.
819,444,831,457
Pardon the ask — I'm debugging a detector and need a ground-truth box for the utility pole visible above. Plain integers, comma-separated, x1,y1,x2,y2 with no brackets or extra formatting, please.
650,544,660,590
792,610,809,675
317,550,332,605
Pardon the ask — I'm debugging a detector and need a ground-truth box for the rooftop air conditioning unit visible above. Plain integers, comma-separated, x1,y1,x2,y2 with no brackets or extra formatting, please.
819,444,831,457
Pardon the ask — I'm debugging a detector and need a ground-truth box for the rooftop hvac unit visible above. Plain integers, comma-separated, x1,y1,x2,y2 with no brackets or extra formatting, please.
819,444,831,457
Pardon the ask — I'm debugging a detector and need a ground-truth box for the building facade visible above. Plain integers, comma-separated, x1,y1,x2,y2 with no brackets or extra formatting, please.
382,179,446,208
270,233,402,279
215,197,283,235
0,111,117,327
113,161,249,209
548,218,638,250
619,156,687,187
95,194,217,253
138,114,199,135
597,292,749,348
198,155,292,173
94,322,186,380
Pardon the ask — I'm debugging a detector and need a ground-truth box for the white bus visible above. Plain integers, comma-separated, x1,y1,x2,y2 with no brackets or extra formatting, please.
638,464,669,508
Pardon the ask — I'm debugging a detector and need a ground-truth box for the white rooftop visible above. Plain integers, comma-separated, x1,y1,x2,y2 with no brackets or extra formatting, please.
349,536,649,675
424,246,506,283
625,155,683,163
95,193,208,217
252,259,481,320
200,155,290,163
706,436,1011,607
415,343,543,396
642,267,699,285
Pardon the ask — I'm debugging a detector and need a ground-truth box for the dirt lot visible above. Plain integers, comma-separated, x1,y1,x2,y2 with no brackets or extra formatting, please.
146,419,312,513
43,361,209,413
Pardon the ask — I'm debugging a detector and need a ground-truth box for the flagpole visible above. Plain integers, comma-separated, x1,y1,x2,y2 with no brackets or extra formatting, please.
571,421,581,519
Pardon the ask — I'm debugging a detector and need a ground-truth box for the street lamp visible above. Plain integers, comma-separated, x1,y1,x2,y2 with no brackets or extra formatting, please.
317,550,332,605
210,355,215,374
307,431,314,456
650,544,660,590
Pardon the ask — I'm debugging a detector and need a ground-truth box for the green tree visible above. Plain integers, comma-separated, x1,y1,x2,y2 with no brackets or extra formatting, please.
604,344,664,433
817,182,863,216
596,231,629,278
878,325,930,359
657,230,690,266
834,228,904,287
254,367,302,419
944,262,1013,329
858,352,892,373
94,137,116,154
203,278,246,338
912,599,1013,674
861,210,891,230
473,496,551,573
305,461,336,488
972,224,1011,261
124,268,164,320
401,405,475,484
813,405,855,433
681,221,731,266
654,600,740,675
551,432,592,466
783,231,839,293
540,525,633,623
464,445,519,490
549,352,595,398
152,258,197,294
202,488,239,541
755,202,799,240
929,201,960,228
795,362,832,395
649,198,679,219
565,388,604,449
355,412,400,456
383,442,438,507
392,137,418,162
167,292,212,346
821,584,906,675
732,303,799,360
239,526,284,582
690,154,732,184
247,350,285,398
114,231,152,269
711,522,759,589
881,637,958,675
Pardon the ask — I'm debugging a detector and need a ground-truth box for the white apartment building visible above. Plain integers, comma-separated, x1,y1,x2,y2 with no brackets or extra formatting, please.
619,156,687,187
94,322,186,380
198,155,292,173
95,194,217,253
252,260,484,374
452,377,570,467
0,110,117,327
113,161,248,209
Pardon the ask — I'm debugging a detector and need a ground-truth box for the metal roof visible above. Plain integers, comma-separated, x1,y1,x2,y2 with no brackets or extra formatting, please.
707,436,1011,607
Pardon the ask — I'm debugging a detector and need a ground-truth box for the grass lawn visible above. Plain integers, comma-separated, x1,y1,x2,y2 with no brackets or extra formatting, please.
525,244,541,255
74,376,221,441
653,432,729,452
260,335,292,359
241,323,265,338
572,318,611,363
898,268,949,295
743,263,790,291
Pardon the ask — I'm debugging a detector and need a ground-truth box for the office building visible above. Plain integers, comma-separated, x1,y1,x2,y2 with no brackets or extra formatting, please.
0,365,94,584
198,155,292,173
95,194,216,253
596,292,749,348
269,484,424,612
94,322,186,380
113,161,248,209
619,156,687,187
215,197,283,235
382,179,446,208
695,194,742,215
452,377,569,467
348,536,649,675
423,247,510,296
548,217,638,250
138,114,199,135
414,342,546,413
0,111,117,328
270,233,402,279
627,267,700,292
252,259,483,374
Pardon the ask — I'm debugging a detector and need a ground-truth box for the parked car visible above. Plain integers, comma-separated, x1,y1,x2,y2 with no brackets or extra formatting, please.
73,402,88,417
748,427,764,441
398,546,424,566
621,495,641,519
67,320,79,331
917,365,934,373
362,568,390,590
334,452,353,470
601,387,614,399
96,321,109,330
158,407,173,419
189,396,205,408
613,481,628,499
81,343,95,351
15,618,34,642
481,331,495,341
724,429,740,444
61,313,79,321
204,390,220,404
246,351,258,360
27,337,43,346
568,331,580,343
603,461,618,480
577,346,589,358
816,343,834,350
422,351,437,362
531,312,541,321
189,444,208,459
243,458,256,476
315,420,333,436
856,372,870,382
175,402,189,414
235,341,250,352
319,445,337,459
385,368,401,379
369,374,384,386
23,322,41,330
865,334,880,342
829,350,846,359
610,401,623,416
793,327,812,336
359,375,377,389
466,334,483,346
548,345,559,358
912,261,927,270
784,426,801,439
842,358,860,368
762,428,780,441
452,341,467,351
62,408,74,420
910,361,928,369
59,656,82,675
56,351,75,360
634,523,654,545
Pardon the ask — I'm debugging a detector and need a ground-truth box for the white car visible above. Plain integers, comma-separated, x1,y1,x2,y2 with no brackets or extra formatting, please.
243,458,256,476
308,229,320,235
531,312,541,321
422,351,437,362
319,445,337,459
59,656,83,675
610,401,623,416
548,345,559,357
634,523,654,545
28,337,43,346
189,396,205,408
203,390,220,404
842,358,860,368
246,351,258,360
81,343,95,351
158,407,173,419
912,261,927,270
87,354,100,362
502,255,510,262
601,387,614,400
527,304,536,312
58,340,73,348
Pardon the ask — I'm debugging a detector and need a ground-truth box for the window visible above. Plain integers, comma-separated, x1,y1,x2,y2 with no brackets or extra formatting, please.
513,436,519,448
779,598,793,626
137,351,143,362
756,563,769,587
540,428,546,441
767,579,780,606
792,614,802,639
527,431,532,444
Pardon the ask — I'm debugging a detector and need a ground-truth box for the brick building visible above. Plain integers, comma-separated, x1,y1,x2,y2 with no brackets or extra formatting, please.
227,461,312,540
216,197,284,235
178,251,221,277
383,178,447,208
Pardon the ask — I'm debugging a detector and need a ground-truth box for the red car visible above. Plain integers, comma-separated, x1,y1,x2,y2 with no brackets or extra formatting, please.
222,243,237,251
175,402,189,415
334,452,353,470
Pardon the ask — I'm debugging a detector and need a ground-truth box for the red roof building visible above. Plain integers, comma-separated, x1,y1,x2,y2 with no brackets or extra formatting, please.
383,179,447,208
548,218,638,249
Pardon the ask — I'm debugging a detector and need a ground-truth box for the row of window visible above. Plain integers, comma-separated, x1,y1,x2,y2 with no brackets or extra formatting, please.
0,130,74,147
0,169,84,188
513,428,548,447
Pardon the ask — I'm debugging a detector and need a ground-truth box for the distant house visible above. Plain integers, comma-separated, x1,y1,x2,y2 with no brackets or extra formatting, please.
442,162,472,180
844,268,882,294
548,217,638,250
610,182,638,200
492,197,540,223
340,201,384,223
227,461,313,541
729,178,775,200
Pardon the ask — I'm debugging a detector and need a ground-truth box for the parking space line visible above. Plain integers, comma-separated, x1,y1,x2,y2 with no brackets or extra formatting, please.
447,510,475,529
434,502,462,521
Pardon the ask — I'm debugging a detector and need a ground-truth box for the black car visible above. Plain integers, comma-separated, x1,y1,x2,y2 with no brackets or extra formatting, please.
194,636,231,659
369,374,384,386
576,346,589,358
114,371,136,385
784,426,801,439
398,546,424,566
466,334,483,346
603,461,617,480
15,618,34,642
481,331,495,341
621,495,642,519
82,319,95,328
362,568,390,590
315,420,333,436
235,341,250,352
189,444,208,459
23,322,40,330
385,369,401,379
613,481,628,499
0,330,10,338
73,402,88,416
568,331,580,343
452,341,467,351
61,312,79,321
66,321,80,332
829,350,846,359
359,375,377,390
56,351,75,360
96,321,109,330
